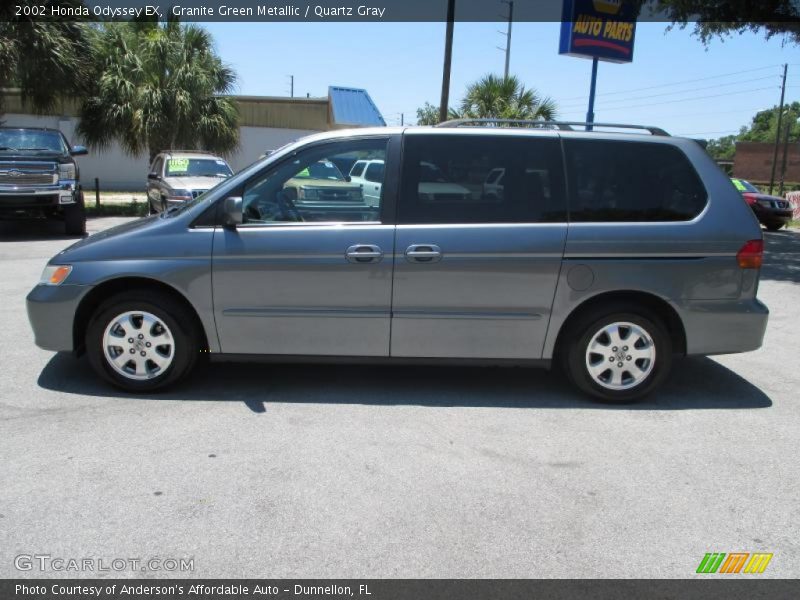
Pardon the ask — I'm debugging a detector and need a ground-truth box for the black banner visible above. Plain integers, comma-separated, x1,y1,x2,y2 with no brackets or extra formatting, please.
5,0,800,22
3,579,800,600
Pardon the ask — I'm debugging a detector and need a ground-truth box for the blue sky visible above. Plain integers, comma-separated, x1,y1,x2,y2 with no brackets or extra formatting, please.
203,21,800,137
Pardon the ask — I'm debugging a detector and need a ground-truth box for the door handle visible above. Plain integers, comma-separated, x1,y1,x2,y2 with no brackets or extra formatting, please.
346,244,383,263
405,244,442,263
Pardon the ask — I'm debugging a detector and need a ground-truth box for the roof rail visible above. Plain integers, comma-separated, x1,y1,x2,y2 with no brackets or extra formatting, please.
435,119,669,136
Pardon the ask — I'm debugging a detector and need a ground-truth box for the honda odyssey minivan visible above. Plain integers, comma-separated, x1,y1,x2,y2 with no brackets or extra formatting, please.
27,121,769,402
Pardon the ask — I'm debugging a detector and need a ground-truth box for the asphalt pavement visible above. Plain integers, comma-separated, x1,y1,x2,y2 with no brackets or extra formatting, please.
0,217,798,578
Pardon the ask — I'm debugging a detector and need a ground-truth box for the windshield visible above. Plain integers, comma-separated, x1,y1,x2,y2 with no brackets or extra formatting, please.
731,179,759,193
165,157,233,178
294,161,344,181
0,129,67,153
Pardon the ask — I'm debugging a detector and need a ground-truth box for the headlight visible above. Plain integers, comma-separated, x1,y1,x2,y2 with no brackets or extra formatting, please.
59,163,76,181
298,188,318,200
39,265,72,286
348,190,363,200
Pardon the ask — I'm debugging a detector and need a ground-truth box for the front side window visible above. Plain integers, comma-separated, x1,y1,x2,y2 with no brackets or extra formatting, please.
398,134,566,224
365,162,384,183
349,161,367,178
241,138,388,225
564,140,708,222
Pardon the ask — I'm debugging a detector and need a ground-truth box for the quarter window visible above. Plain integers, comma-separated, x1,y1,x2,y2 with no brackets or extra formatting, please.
564,140,708,222
398,134,566,224
241,138,388,225
349,161,367,178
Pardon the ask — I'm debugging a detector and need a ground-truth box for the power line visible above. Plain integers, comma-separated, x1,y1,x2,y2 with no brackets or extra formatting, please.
557,75,779,109
571,85,778,112
674,129,740,136
556,64,783,101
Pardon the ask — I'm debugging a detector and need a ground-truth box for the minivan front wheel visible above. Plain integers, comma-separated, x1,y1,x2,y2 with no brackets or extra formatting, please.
86,291,199,392
563,309,672,403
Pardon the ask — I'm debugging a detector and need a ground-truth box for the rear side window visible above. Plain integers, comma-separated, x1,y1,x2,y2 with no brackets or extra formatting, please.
564,140,707,222
398,134,566,224
365,162,384,183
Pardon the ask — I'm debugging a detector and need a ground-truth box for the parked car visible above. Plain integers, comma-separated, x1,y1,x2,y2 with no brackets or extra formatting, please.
27,122,768,403
731,178,794,231
146,151,233,214
0,127,88,235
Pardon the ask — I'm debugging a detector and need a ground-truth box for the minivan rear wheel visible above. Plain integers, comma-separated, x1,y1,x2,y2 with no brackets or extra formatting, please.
86,291,199,392
562,307,672,403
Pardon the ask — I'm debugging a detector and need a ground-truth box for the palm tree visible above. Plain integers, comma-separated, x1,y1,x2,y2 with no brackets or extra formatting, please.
457,74,557,122
0,2,92,116
78,20,239,162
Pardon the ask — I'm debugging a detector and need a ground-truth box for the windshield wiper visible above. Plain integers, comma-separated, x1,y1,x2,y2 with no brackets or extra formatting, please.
19,147,57,152
0,146,18,151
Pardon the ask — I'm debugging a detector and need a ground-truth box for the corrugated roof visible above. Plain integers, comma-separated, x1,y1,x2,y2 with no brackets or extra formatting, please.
328,86,386,127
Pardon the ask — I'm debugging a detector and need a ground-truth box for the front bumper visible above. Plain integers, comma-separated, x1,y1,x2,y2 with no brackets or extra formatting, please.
753,206,794,224
26,283,91,352
680,298,769,356
0,181,80,212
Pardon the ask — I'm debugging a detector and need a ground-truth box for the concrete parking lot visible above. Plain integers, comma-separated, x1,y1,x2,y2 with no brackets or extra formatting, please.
0,217,798,579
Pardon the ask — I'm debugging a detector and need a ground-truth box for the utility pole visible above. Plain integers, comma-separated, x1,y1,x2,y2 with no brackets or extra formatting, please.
778,117,792,196
501,1,514,79
288,75,294,98
586,57,599,131
439,0,455,124
400,113,404,126
769,63,787,194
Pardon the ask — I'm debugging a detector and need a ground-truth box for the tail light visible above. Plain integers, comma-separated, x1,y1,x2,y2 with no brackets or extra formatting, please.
737,239,763,269
742,192,758,205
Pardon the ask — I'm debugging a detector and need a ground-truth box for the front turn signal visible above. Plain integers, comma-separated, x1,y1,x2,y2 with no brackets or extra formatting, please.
40,265,73,285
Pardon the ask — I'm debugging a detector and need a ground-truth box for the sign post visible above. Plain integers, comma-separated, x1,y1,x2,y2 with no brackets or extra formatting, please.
559,0,637,130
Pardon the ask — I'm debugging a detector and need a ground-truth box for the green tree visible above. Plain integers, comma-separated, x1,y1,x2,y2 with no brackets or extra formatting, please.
458,74,557,121
415,102,440,126
646,1,800,45
78,20,239,162
0,1,92,116
705,102,800,161
705,134,736,161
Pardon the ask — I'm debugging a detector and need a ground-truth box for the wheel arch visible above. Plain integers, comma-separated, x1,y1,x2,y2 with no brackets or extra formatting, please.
73,276,210,355
552,289,687,361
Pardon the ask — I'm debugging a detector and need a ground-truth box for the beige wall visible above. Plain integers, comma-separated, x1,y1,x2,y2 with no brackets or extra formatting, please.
2,112,319,190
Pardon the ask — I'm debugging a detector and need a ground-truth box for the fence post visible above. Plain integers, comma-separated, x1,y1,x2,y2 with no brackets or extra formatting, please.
94,178,100,207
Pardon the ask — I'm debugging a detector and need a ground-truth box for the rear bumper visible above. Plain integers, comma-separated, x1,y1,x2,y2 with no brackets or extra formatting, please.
26,284,90,352
680,298,769,355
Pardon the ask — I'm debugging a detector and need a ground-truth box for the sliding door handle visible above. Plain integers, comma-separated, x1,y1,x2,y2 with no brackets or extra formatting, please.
405,244,442,263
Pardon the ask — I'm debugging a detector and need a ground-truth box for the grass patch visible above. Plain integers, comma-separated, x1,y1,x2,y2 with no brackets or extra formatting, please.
85,201,148,217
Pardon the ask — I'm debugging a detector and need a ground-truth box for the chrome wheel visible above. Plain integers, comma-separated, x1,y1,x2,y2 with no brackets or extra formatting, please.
585,321,655,391
102,311,175,381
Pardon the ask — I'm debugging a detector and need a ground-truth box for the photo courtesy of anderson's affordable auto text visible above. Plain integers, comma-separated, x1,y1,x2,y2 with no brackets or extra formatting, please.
1,0,799,598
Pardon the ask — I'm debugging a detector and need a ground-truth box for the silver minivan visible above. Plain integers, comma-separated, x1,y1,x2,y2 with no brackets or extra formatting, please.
27,122,769,402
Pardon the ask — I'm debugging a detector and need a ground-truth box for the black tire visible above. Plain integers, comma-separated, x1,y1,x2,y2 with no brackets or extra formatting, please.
64,195,86,236
765,222,784,232
561,305,672,403
86,290,200,392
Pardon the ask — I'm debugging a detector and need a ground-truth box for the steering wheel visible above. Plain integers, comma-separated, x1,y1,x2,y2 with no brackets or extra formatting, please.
276,190,304,222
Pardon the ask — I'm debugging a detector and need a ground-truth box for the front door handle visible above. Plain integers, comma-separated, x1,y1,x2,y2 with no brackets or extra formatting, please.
346,244,383,264
405,244,442,263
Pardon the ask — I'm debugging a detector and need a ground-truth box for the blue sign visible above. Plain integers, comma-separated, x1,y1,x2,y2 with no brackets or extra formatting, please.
559,0,637,63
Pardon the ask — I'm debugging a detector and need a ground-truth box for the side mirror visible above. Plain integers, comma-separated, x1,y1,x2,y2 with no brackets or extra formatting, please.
223,196,243,227
70,145,88,156
147,172,160,180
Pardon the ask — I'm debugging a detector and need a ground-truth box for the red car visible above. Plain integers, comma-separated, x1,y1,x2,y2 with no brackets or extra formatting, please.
732,178,794,231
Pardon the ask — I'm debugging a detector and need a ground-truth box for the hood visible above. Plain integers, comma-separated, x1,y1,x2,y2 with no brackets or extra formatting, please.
285,177,361,191
55,214,164,261
163,175,228,190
